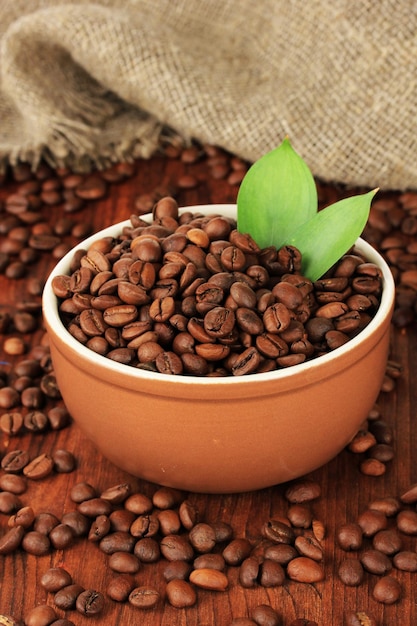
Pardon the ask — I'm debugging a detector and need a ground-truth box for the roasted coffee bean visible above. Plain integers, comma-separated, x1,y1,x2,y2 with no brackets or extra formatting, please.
54,584,85,610
0,412,23,436
130,513,159,538
163,560,193,582
88,514,111,542
189,522,216,553
259,559,285,587
21,530,50,555
8,505,34,529
100,482,131,504
396,509,417,534
194,553,226,571
133,537,161,563
40,567,73,592
262,520,295,545
160,534,194,561
0,473,27,494
0,492,21,514
24,411,48,432
357,509,387,537
23,453,54,480
264,543,298,564
124,492,153,514
336,523,363,551
372,575,402,604
99,531,135,554
294,534,323,561
393,550,417,571
189,567,229,591
372,528,402,555
52,449,76,473
239,556,260,588
287,557,325,583
399,482,417,504
76,589,105,616
0,525,25,554
250,604,281,626
77,497,113,517
360,548,392,575
157,508,181,535
24,605,57,626
60,511,90,538
108,551,141,574
33,512,60,535
106,574,136,602
128,586,160,610
338,558,364,586
285,480,321,503
70,481,98,503
223,538,252,565
49,523,74,549
165,579,197,608
287,504,313,529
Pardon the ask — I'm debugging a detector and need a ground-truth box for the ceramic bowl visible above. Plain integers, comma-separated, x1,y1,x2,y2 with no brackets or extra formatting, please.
42,205,395,493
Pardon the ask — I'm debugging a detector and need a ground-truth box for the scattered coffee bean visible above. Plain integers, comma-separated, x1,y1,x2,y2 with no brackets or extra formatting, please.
372,575,402,604
165,579,197,608
128,586,160,610
40,567,73,593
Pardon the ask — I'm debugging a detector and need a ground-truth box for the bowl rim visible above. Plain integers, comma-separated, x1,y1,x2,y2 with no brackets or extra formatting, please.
42,204,395,386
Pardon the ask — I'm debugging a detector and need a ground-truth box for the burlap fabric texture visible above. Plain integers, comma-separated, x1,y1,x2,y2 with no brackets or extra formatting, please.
1,0,417,190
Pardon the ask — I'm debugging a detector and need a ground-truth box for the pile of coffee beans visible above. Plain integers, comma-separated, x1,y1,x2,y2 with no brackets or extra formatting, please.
51,196,384,377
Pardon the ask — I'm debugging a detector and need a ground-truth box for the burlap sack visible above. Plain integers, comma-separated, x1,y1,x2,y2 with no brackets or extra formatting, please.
0,0,416,189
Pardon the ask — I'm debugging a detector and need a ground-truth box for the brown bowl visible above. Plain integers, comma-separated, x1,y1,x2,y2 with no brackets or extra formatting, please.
42,205,395,493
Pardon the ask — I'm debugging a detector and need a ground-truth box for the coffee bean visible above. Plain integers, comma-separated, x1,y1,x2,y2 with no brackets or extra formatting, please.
0,525,25,554
108,551,141,574
0,492,21,514
24,605,57,626
132,537,161,564
49,523,74,549
250,604,281,626
360,549,392,575
33,512,60,535
21,530,50,555
338,558,364,586
262,520,295,545
70,481,98,503
106,574,135,602
285,480,321,503
399,482,417,504
76,589,105,616
54,584,85,610
52,449,76,473
165,579,197,608
160,534,194,561
189,522,217,553
357,509,387,537
61,511,90,538
100,482,131,504
40,567,73,592
372,575,402,604
223,538,252,565
23,453,54,480
287,557,325,583
128,586,160,610
194,553,226,571
163,560,193,582
8,505,34,529
372,528,402,555
78,497,113,518
393,550,417,571
396,509,417,534
336,523,363,551
99,531,135,554
189,567,229,591
1,450,29,474
0,473,27,494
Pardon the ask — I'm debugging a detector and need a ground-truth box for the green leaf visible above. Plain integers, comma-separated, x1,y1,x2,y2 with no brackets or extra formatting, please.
237,137,317,249
287,189,378,281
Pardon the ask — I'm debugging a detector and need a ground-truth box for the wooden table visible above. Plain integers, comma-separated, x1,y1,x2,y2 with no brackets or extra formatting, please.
0,148,415,625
